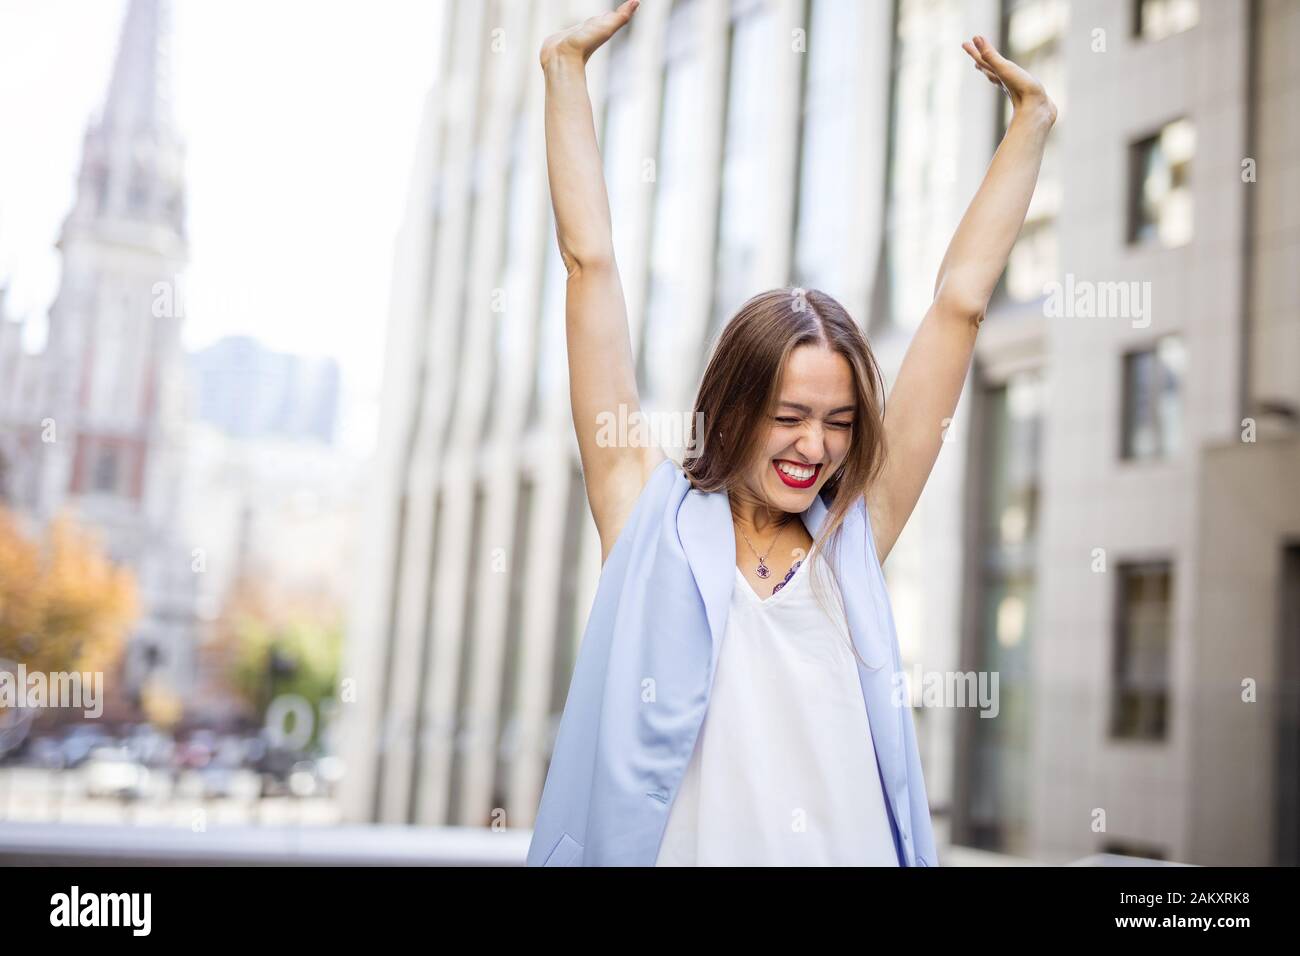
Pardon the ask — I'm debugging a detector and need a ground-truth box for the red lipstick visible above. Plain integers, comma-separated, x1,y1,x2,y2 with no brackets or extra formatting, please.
772,459,821,489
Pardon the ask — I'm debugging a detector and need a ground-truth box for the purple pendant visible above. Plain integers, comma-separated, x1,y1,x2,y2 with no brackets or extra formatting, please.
756,561,771,579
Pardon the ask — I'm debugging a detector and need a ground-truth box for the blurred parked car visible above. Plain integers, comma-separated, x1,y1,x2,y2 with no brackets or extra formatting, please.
174,729,217,770
83,746,150,799
123,724,175,768
213,733,250,768
256,746,306,797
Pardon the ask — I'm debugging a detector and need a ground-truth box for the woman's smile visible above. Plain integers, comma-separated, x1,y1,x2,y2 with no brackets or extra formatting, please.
772,459,821,489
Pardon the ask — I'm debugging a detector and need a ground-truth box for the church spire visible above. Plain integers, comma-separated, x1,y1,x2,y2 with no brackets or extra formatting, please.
66,0,185,239
101,0,176,137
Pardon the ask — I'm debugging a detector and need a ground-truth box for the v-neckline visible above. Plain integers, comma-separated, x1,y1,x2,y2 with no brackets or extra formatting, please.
735,549,813,607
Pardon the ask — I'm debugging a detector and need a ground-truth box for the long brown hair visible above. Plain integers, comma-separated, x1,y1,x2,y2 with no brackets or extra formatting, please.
683,287,889,668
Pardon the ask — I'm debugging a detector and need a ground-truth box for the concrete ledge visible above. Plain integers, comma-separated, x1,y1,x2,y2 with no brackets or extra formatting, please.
0,821,531,866
1067,853,1194,867
0,822,1184,867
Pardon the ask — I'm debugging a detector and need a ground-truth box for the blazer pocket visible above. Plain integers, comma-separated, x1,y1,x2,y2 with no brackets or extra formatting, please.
542,831,584,867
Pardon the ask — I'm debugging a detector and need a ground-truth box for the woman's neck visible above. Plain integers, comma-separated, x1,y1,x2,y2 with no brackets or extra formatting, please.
729,490,797,539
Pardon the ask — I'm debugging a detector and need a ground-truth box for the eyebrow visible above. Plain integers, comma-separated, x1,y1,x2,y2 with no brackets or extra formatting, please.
778,401,856,415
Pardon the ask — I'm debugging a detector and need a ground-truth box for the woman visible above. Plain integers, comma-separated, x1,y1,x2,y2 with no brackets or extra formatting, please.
528,0,1056,867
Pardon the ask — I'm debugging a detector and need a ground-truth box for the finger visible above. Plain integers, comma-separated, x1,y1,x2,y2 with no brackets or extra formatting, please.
586,0,639,46
972,35,1011,75
972,35,1000,61
611,0,640,26
968,52,1000,85
965,39,1001,80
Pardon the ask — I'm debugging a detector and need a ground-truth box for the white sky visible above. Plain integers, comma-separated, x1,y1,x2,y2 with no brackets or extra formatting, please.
0,0,444,457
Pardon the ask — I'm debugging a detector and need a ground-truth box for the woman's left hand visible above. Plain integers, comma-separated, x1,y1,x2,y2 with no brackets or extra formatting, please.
961,34,1058,125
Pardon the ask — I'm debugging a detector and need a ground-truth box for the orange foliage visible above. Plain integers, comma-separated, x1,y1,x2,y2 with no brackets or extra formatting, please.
0,507,138,675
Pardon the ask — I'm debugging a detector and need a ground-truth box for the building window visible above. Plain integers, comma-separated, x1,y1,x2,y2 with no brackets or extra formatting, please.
1121,335,1184,460
492,477,533,816
93,446,120,494
638,0,705,406
1133,0,1199,41
884,0,964,331
601,30,637,268
999,0,1067,303
706,0,777,350
485,109,534,438
447,487,487,824
127,164,149,214
792,0,862,298
89,163,109,214
1278,545,1300,866
407,491,445,823
1110,562,1173,741
443,1,495,440
965,370,1043,853
1128,119,1194,247
543,464,588,777
531,209,567,429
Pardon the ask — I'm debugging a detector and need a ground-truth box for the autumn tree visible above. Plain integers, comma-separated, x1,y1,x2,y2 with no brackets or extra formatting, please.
0,507,138,676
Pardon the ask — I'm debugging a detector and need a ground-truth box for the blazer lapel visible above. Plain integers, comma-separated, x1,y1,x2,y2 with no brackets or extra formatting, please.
804,493,912,854
676,485,736,678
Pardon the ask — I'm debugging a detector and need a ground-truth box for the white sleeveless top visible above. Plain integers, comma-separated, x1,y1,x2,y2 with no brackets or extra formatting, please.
654,546,900,866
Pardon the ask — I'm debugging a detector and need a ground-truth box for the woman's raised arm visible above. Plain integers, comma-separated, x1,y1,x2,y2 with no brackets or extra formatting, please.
867,34,1057,564
539,0,664,563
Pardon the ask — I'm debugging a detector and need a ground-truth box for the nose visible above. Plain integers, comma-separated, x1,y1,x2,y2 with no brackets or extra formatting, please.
793,422,827,463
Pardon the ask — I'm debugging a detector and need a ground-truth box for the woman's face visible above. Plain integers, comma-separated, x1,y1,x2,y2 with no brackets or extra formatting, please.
746,344,857,514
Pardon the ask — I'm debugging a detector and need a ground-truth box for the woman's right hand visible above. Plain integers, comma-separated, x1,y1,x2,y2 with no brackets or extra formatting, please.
961,35,1057,126
539,0,640,71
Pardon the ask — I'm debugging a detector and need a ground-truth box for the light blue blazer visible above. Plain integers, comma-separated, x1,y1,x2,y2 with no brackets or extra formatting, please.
526,457,938,867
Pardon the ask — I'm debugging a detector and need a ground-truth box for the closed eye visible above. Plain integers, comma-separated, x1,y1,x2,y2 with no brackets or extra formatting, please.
774,417,854,429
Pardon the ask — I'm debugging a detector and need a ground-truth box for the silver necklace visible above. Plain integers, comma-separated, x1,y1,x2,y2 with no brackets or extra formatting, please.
737,517,792,579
